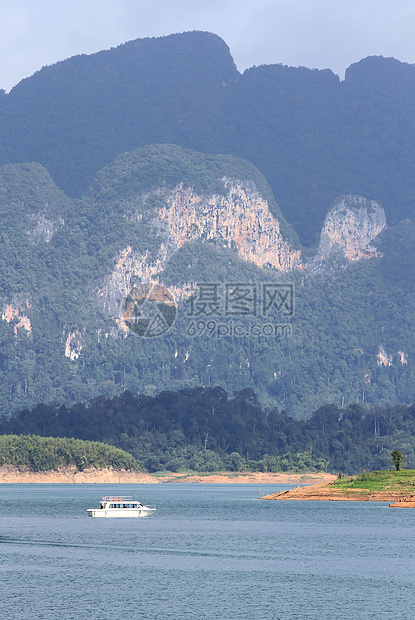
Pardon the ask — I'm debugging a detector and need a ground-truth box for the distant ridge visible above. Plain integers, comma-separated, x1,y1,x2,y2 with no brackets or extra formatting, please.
0,32,414,244
1,31,238,201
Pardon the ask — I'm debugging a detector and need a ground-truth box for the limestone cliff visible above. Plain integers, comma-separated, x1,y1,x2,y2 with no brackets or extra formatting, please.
28,213,64,243
97,179,301,319
376,346,408,367
1,298,32,335
64,330,85,360
156,180,300,270
377,345,393,367
97,186,388,326
315,195,386,263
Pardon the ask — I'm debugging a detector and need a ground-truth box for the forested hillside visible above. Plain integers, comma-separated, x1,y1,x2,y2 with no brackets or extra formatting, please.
2,388,415,475
1,145,415,418
0,434,137,472
0,32,414,244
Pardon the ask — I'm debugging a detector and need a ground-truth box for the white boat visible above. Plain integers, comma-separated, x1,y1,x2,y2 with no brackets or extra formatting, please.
87,496,156,518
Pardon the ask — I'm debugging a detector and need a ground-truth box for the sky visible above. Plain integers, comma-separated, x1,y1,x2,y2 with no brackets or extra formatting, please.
1,0,414,92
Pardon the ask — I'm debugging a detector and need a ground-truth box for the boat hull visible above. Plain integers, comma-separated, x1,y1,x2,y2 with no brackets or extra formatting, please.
87,507,156,518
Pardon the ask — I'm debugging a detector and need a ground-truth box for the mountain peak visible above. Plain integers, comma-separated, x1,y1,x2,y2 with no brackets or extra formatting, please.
345,55,415,91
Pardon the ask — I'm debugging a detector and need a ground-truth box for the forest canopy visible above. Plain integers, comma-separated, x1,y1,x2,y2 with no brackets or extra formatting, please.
0,434,138,472
2,388,415,475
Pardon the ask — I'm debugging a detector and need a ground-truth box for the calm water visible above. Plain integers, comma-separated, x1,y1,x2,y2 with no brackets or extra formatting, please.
1,483,414,619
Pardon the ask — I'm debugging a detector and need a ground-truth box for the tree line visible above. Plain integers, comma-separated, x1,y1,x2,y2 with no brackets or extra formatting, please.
0,434,137,472
1,387,414,474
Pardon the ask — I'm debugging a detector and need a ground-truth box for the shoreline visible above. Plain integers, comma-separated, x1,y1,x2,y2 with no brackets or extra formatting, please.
0,466,158,484
260,480,415,503
0,466,335,485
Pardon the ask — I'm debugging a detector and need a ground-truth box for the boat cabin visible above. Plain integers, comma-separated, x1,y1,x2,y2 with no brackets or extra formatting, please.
100,496,143,509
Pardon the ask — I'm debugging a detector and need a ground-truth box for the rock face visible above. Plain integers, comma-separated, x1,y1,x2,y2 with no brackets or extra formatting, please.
28,213,64,243
157,180,300,270
97,187,389,323
98,179,301,319
64,330,85,360
315,195,386,263
377,345,393,367
376,346,408,367
1,298,32,335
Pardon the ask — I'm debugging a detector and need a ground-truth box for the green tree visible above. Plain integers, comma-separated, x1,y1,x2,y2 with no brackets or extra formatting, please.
390,449,406,471
225,452,244,472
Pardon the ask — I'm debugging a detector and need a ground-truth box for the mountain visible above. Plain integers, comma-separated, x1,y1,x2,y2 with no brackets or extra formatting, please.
1,144,415,419
0,31,237,202
0,32,414,245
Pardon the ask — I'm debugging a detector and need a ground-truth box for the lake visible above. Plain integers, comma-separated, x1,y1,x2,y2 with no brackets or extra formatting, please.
1,483,414,619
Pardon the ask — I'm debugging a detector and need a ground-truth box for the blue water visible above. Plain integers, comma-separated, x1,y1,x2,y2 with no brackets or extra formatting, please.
1,484,415,619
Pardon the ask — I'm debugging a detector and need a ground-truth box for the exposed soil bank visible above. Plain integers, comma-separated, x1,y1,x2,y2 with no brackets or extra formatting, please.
0,468,335,485
261,480,413,503
389,496,415,508
0,466,159,484
155,472,336,484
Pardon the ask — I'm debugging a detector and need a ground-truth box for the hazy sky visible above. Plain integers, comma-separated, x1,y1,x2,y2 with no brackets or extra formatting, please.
1,0,414,91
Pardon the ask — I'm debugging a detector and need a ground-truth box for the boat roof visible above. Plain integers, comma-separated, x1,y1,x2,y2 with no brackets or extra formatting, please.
100,496,136,502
